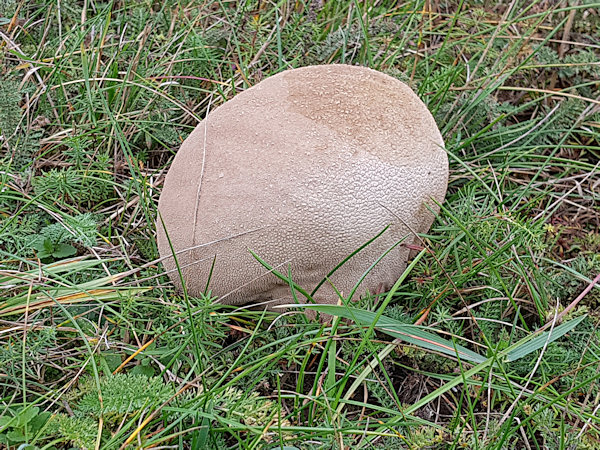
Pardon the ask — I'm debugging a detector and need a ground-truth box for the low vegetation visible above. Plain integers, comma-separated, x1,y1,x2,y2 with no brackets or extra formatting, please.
1,0,599,448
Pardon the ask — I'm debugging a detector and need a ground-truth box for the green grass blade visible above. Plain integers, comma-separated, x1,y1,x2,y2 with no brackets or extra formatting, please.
506,314,587,362
297,304,486,364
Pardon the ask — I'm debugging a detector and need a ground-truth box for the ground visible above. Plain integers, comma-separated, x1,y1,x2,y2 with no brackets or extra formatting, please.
0,0,599,448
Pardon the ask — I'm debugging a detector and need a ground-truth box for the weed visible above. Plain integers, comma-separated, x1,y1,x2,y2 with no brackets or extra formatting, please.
1,0,599,447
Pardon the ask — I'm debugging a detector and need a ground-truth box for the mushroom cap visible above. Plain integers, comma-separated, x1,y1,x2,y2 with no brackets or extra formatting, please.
157,64,448,307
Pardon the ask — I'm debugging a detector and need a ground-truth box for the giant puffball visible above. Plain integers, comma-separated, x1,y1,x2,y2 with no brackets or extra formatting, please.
157,64,448,308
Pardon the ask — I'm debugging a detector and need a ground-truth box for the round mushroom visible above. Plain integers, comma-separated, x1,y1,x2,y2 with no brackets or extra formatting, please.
156,64,448,308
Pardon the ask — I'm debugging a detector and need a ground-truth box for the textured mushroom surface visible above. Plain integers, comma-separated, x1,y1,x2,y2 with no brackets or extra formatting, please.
157,64,448,307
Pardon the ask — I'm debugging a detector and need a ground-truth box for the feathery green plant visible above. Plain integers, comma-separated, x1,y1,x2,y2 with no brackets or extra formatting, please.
1,0,599,447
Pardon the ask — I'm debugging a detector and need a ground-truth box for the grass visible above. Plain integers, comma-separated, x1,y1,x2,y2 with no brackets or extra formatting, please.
1,0,599,448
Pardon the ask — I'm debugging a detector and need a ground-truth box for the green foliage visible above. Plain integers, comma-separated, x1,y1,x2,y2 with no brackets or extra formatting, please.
30,237,77,261
45,414,98,450
0,0,16,18
135,117,182,152
0,328,57,393
406,185,550,328
509,316,598,391
532,406,600,450
62,135,92,168
560,49,600,80
447,189,546,253
38,213,98,247
1,0,599,448
545,255,600,305
0,78,44,170
212,386,290,429
312,24,362,63
32,163,114,208
0,406,51,447
400,344,459,374
0,79,21,145
70,373,174,423
0,211,41,256
178,33,221,78
134,235,158,260
543,98,587,140
38,374,174,448
0,209,97,259
475,299,506,342
408,426,446,448
30,135,115,208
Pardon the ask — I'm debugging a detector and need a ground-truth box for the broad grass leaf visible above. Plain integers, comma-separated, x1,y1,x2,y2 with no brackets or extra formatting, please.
506,314,587,362
296,304,486,364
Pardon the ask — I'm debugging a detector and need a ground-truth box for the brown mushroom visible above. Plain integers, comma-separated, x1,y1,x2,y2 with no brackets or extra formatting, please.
156,64,448,308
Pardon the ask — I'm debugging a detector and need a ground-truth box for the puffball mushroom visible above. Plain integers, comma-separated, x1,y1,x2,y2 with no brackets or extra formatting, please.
156,64,448,308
